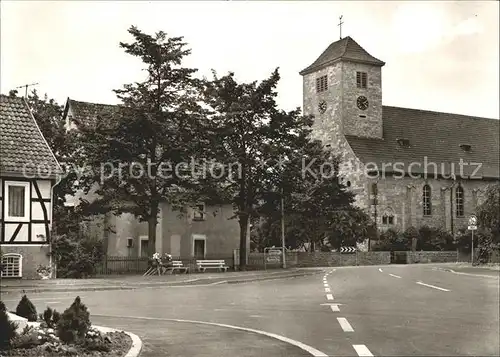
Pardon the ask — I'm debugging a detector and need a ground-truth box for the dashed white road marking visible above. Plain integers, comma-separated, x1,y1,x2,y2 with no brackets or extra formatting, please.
353,344,374,356
210,280,228,285
326,294,334,301
389,274,402,279
416,281,450,292
323,283,329,287
337,317,354,332
45,301,61,304
378,268,383,272
324,287,331,293
330,305,340,312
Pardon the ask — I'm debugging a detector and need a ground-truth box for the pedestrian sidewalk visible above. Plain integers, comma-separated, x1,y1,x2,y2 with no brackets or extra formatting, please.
0,268,322,294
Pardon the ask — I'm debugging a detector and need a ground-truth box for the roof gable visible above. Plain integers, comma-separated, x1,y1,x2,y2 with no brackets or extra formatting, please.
300,36,385,75
346,106,500,178
64,98,119,128
0,94,61,178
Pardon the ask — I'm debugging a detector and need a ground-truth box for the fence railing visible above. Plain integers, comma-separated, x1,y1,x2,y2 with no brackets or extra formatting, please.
95,249,499,275
95,255,235,275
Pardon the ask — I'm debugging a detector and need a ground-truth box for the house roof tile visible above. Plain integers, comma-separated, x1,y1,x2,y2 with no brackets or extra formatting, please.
0,94,61,178
64,98,119,127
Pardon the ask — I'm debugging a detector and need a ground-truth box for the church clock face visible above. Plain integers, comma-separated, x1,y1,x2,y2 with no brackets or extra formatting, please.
357,96,369,111
318,100,327,114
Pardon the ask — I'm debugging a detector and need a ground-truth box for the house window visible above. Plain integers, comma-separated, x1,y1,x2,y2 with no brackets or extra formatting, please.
1,253,22,278
356,71,367,88
5,181,30,222
316,75,328,93
193,203,205,221
456,185,464,217
423,184,432,216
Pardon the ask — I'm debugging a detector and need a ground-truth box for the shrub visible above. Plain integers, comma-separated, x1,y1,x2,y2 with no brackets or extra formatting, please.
51,233,105,278
41,306,61,328
12,325,41,349
16,295,38,322
56,296,91,343
0,300,18,350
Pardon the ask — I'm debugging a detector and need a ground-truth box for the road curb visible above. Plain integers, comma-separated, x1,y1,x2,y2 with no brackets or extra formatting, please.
435,267,499,279
0,270,321,294
226,271,321,284
94,325,143,357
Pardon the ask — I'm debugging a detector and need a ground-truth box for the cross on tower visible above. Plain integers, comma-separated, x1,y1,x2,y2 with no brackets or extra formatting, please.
338,15,344,39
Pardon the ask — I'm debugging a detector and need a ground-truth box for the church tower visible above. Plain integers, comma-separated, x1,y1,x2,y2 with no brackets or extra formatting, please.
300,36,385,143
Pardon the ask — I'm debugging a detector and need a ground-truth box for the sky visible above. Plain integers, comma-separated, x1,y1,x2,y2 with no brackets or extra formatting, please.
1,1,499,119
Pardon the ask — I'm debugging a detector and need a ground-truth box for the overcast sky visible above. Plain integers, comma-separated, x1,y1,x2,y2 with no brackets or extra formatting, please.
1,1,498,118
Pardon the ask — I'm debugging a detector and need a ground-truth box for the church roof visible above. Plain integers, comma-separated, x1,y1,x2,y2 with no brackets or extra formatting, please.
300,36,385,75
0,94,61,178
345,106,500,179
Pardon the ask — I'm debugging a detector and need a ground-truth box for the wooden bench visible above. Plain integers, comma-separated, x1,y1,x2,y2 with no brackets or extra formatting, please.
163,260,189,274
196,260,228,272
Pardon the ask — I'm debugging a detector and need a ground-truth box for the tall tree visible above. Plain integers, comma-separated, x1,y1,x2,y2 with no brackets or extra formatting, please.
254,143,375,252
77,26,207,255
203,70,333,268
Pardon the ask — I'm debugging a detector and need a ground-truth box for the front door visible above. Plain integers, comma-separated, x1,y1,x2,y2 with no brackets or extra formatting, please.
194,239,205,259
140,239,149,258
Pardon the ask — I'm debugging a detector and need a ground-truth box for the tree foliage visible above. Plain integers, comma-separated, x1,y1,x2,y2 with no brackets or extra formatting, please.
76,26,208,255
203,69,339,267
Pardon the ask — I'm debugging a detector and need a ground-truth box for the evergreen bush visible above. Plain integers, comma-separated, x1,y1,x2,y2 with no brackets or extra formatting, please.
15,295,38,322
0,300,18,350
56,296,91,343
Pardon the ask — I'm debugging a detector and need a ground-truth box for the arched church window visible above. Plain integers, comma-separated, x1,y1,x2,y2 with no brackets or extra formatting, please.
456,185,464,217
423,184,432,216
382,208,395,225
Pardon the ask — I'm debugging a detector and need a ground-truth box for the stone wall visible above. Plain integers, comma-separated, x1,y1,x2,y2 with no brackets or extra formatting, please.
406,251,458,264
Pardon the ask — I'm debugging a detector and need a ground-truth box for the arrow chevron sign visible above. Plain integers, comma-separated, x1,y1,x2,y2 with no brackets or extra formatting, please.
340,246,356,253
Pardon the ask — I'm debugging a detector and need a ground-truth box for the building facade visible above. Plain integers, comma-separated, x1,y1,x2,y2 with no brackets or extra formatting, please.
0,94,62,279
63,98,243,259
301,37,500,237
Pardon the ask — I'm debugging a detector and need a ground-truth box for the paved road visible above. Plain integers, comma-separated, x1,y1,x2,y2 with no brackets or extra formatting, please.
2,265,498,356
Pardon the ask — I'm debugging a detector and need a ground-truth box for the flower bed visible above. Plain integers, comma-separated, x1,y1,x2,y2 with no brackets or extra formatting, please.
0,296,133,357
1,325,132,357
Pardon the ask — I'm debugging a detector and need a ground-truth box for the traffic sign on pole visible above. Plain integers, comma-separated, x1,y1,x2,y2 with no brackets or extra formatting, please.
468,215,478,264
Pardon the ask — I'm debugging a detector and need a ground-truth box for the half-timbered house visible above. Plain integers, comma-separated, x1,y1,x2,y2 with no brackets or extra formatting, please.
0,94,61,279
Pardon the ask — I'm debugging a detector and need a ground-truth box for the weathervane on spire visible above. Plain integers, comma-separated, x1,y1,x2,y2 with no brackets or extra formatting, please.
338,15,344,39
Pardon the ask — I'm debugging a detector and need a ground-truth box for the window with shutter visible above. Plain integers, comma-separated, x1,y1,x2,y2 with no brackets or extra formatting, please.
356,71,367,88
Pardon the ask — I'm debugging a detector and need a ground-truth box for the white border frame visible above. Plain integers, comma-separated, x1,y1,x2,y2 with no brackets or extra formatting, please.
192,234,206,258
138,235,149,258
4,181,30,222
1,253,23,278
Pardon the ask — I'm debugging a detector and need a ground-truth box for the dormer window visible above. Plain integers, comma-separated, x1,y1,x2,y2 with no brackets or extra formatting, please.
316,75,328,93
356,71,367,88
459,144,472,152
396,138,410,148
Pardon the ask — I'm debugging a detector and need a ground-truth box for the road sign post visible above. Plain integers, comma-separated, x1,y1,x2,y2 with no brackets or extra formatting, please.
468,215,478,264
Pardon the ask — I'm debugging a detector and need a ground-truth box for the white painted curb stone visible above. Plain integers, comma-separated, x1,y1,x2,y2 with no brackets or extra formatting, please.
7,312,28,334
94,325,143,357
